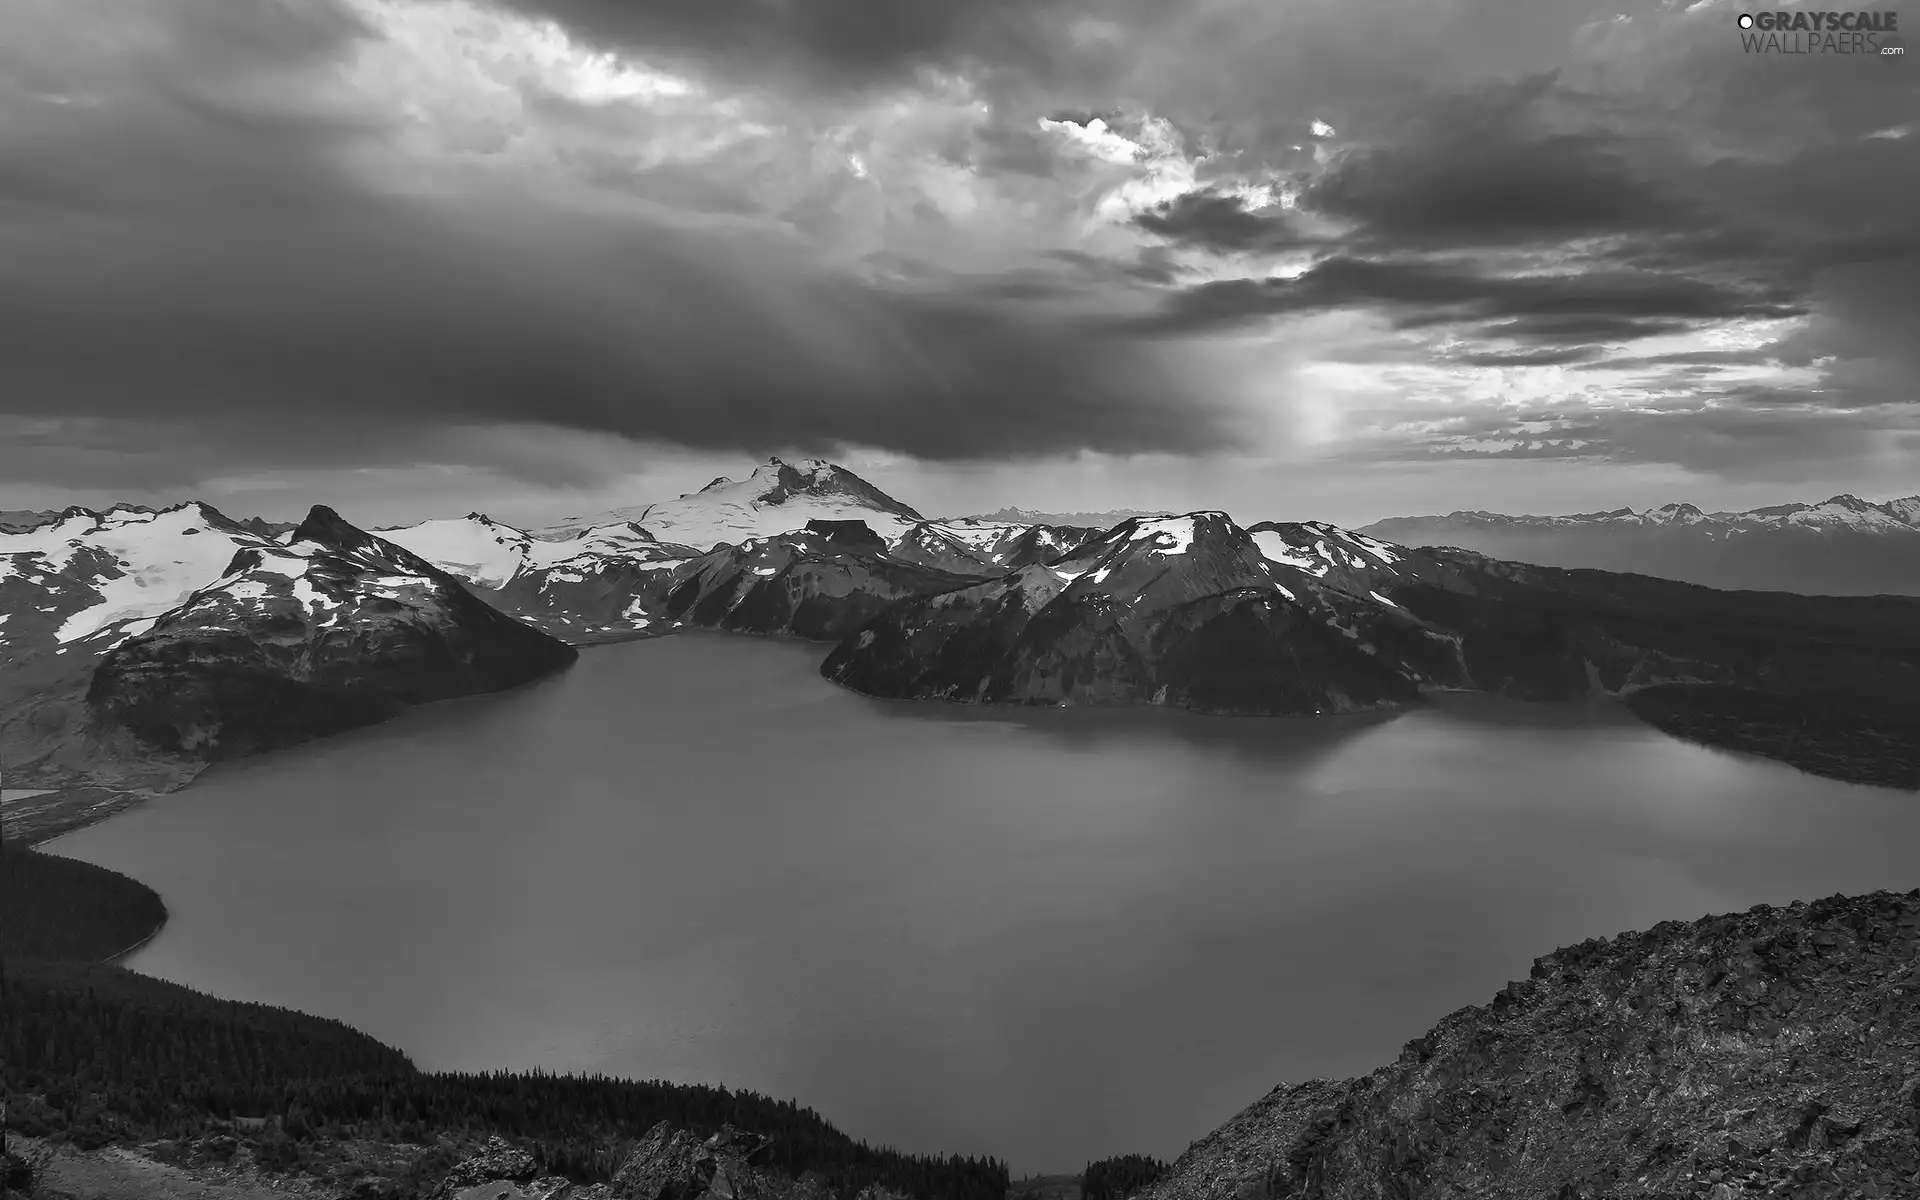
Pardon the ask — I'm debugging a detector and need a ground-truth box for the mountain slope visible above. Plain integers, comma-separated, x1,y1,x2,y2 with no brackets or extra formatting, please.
662,521,987,642
821,519,1920,787
1361,491,1920,595
823,513,1469,714
1385,548,1920,786
887,519,1102,576
1136,888,1920,1200
64,506,576,772
377,512,700,642
0,502,278,663
540,458,926,549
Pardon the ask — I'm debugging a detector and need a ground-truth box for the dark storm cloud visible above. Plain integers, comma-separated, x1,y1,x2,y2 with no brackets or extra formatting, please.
487,0,1139,91
1590,349,1777,371
0,0,1238,485
1131,256,1803,337
1132,189,1314,254
1469,316,1699,343
1452,346,1605,368
1298,74,1702,250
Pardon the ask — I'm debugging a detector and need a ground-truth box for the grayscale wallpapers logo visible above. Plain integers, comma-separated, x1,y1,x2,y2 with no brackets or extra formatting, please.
1736,10,1905,55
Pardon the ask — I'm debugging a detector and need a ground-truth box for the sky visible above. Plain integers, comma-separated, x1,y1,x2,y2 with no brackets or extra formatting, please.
1,0,1916,528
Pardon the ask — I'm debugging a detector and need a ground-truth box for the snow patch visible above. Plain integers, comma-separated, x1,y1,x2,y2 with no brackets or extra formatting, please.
1251,530,1325,575
1125,516,1199,556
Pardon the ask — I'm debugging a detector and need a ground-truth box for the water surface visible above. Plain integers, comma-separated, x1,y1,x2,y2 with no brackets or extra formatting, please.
53,634,1918,1173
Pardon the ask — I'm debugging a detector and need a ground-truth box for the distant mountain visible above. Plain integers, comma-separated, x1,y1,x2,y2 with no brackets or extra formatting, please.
953,506,1177,526
377,512,701,643
538,458,927,549
8,465,1918,798
1,505,576,792
825,513,1920,788
85,505,576,767
0,508,63,533
1360,491,1920,594
661,520,989,642
1136,888,1920,1200
824,513,1470,715
376,498,1102,642
0,502,284,667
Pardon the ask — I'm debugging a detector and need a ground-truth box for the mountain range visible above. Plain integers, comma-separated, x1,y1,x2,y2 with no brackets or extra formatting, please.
950,507,1178,526
1361,492,1920,595
4,460,1917,810
6,460,1920,1199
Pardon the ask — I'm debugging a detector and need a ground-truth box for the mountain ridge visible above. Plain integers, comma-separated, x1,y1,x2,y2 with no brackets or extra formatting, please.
538,458,927,549
1133,887,1920,1200
949,506,1178,526
1361,489,1920,595
1367,490,1920,533
7,464,1919,806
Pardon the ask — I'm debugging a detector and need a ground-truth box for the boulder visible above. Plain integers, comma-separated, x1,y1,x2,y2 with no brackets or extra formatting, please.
430,1136,540,1199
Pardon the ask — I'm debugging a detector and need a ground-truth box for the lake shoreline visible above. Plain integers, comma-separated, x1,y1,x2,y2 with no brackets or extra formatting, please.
4,785,156,849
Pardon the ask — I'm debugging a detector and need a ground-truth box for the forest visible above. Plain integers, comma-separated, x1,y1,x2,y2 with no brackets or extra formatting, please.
1080,1153,1168,1200
1,844,1008,1200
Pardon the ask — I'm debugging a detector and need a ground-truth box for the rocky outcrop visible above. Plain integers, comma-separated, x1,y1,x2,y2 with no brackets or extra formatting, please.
430,1136,548,1199
822,514,1469,715
804,520,889,553
1137,889,1920,1200
662,530,985,642
84,505,578,761
430,1124,909,1200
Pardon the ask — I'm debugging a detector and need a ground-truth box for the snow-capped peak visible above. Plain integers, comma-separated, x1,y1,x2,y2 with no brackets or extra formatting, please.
1070,512,1239,563
1646,502,1706,525
536,458,927,551
1245,521,1407,581
0,500,275,648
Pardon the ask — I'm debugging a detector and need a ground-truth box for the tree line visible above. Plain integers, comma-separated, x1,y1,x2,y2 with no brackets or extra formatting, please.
1081,1154,1169,1200
1,846,1007,1200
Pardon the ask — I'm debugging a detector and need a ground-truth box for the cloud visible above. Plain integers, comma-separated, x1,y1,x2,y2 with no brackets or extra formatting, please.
1452,346,1606,368
1133,256,1804,337
0,0,1246,493
5,0,1917,509
1299,74,1703,250
484,0,1140,93
1132,188,1311,253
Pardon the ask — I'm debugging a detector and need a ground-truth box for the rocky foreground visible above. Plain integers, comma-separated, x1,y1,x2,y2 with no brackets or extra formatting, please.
416,1123,912,1200
13,888,1904,1200
1136,889,1920,1200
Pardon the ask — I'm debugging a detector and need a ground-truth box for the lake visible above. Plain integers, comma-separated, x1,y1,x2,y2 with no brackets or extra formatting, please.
50,633,1920,1174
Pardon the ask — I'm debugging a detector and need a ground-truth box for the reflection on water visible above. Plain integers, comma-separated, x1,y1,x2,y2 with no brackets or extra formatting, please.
51,633,1917,1174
